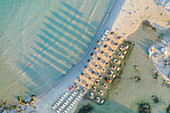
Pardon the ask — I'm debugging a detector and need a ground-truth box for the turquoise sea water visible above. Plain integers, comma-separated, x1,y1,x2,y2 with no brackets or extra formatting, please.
0,0,114,103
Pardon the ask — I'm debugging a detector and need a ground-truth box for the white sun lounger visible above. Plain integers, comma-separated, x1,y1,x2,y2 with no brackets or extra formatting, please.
74,92,77,95
52,106,56,110
64,110,68,113
56,110,60,113
67,108,70,111
58,108,62,111
69,106,72,109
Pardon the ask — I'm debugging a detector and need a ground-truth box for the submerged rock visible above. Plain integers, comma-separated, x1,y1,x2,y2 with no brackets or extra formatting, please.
138,103,151,113
134,76,141,82
151,95,159,103
78,104,93,113
166,104,170,113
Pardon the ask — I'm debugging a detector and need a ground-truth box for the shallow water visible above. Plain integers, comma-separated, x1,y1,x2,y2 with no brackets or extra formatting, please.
0,0,114,103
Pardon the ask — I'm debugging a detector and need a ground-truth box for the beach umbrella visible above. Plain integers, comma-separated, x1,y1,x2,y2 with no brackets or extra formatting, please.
101,67,106,72
105,62,109,66
92,71,95,75
103,84,108,89
81,73,85,76
91,53,95,57
94,47,98,51
89,77,92,80
95,80,100,85
117,36,122,40
97,40,101,45
96,97,100,103
100,51,105,55
98,57,102,61
92,86,97,92
114,43,118,46
112,65,117,70
110,31,114,35
103,44,108,48
109,71,113,76
84,65,89,69
94,64,98,68
109,55,113,59
82,89,86,94
85,84,89,87
98,74,103,79
99,90,104,96
75,85,79,89
87,59,91,63
89,93,94,99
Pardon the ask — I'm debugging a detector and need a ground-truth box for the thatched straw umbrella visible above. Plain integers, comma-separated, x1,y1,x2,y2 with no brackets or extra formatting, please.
99,90,104,96
94,64,98,68
114,43,118,46
100,51,105,55
84,65,89,69
87,59,91,64
103,44,108,48
112,65,117,70
108,55,113,59
108,71,113,76
91,71,95,75
98,74,103,79
105,62,109,66
97,40,101,45
95,80,100,85
96,97,100,103
97,57,102,61
75,84,79,89
94,47,98,51
103,84,108,89
114,59,121,64
117,36,122,41
89,93,94,99
110,31,115,35
81,72,85,76
92,86,97,92
101,67,106,72
82,89,87,94
91,53,95,57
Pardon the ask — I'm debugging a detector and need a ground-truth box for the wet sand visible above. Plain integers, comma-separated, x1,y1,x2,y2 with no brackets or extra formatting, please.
75,22,170,113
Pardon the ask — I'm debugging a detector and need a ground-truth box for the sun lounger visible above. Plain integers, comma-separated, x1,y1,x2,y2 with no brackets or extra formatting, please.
52,106,56,110
64,110,68,113
72,102,75,104
58,108,62,111
69,106,72,109
74,92,77,95
67,108,70,111
56,110,60,113
71,104,74,107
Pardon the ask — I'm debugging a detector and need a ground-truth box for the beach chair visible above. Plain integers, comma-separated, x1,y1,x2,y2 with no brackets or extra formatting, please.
67,108,70,111
74,92,77,95
56,110,60,113
69,106,72,109
72,102,75,104
52,106,56,110
58,108,62,111
64,110,68,113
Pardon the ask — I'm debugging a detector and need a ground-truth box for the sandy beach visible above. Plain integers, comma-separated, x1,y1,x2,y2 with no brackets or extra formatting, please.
37,0,170,113
0,0,169,113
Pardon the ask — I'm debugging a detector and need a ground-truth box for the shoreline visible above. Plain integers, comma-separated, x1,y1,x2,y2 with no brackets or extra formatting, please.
35,0,126,113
